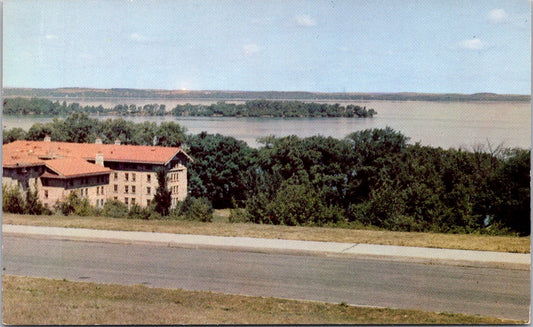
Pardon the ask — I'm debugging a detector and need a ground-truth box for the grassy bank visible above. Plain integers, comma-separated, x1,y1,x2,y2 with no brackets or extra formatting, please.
2,275,522,325
3,212,529,253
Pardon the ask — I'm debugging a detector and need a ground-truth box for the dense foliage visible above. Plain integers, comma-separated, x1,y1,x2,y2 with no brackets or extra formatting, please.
3,113,187,146
171,100,376,117
2,185,50,215
3,114,530,235
185,132,257,208
3,97,376,118
240,131,530,235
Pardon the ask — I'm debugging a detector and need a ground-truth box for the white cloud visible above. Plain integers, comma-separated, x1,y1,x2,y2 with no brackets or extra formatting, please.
460,38,484,50
487,9,508,24
243,43,260,56
44,34,58,40
129,33,148,42
294,14,316,27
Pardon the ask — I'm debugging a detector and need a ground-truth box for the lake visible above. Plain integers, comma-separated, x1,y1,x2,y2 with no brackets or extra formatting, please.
3,100,530,149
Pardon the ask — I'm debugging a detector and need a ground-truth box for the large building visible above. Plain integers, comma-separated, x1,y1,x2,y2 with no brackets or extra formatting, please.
3,138,191,210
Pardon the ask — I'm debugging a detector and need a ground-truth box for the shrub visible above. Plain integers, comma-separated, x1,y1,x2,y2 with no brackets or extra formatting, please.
128,204,151,220
55,192,79,215
181,196,213,222
228,208,252,223
245,192,272,224
148,211,163,220
266,183,327,226
102,199,129,218
24,184,47,215
2,185,25,214
178,195,195,216
74,198,95,216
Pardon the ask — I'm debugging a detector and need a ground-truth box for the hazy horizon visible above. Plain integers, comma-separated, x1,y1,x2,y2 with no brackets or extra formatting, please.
3,86,530,97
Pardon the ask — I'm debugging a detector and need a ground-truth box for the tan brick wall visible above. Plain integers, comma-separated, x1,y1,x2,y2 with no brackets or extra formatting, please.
106,162,188,209
168,164,188,208
40,174,109,209
107,168,159,209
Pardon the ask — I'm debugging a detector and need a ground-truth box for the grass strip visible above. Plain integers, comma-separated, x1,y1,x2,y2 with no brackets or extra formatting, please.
2,212,530,253
2,275,522,325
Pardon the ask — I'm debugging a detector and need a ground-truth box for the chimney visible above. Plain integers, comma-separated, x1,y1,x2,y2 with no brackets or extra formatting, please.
95,152,104,166
44,135,51,142
114,139,121,145
95,137,103,144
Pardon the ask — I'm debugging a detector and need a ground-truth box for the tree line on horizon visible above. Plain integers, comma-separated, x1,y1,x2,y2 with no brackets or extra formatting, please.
4,87,531,102
3,113,530,236
2,97,376,118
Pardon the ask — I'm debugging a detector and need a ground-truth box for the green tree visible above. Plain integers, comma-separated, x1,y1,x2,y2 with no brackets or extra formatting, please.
154,168,171,216
154,122,187,147
24,183,47,215
3,128,27,144
186,132,256,208
489,148,531,235
62,113,100,143
26,123,54,141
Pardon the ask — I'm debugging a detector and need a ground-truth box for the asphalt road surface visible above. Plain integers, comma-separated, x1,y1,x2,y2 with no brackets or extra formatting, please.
2,235,530,321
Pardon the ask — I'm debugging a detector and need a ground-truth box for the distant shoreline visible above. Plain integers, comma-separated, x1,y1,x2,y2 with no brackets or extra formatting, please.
3,87,530,103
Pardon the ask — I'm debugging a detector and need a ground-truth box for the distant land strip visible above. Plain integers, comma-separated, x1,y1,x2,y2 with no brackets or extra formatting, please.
3,88,530,102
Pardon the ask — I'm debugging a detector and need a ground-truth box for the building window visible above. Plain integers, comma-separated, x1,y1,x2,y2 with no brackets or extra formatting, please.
147,186,151,195
101,186,105,195
44,190,48,199
125,173,129,181
147,199,151,206
114,185,118,192
125,197,129,205
132,173,136,182
97,187,100,195
114,173,118,180
131,198,136,205
125,185,129,193
114,196,118,200
132,186,136,194
147,174,151,183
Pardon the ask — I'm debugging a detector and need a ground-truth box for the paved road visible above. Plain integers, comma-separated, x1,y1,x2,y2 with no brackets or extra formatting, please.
3,235,530,321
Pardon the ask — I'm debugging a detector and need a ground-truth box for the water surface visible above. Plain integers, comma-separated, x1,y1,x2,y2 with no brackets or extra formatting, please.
3,100,530,149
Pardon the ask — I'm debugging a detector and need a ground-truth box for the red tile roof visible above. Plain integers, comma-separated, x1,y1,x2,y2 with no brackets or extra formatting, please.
3,140,190,167
2,149,45,168
43,157,112,178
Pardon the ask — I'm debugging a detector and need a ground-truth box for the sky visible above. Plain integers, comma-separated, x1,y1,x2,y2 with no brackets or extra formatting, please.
3,0,531,94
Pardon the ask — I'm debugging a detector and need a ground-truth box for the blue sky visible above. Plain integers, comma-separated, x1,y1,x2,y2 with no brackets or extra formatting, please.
3,0,531,94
